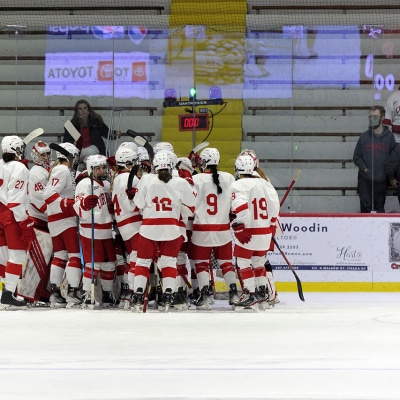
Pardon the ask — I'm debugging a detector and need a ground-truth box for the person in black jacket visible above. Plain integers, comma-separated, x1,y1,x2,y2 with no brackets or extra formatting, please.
353,105,396,213
63,99,121,171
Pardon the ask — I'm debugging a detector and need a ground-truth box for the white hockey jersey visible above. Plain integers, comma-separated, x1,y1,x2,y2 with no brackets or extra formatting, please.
43,164,77,236
191,170,235,247
231,177,280,251
28,164,48,222
134,173,195,241
112,170,142,241
74,177,113,240
0,159,30,222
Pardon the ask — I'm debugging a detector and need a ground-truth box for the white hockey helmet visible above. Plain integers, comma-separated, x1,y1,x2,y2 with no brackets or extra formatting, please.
1,135,25,160
115,146,138,168
153,141,174,154
239,148,259,169
117,141,138,152
235,154,255,177
200,147,220,167
137,146,150,162
176,157,194,174
152,150,173,172
164,150,177,170
56,142,79,160
86,154,108,180
31,141,52,169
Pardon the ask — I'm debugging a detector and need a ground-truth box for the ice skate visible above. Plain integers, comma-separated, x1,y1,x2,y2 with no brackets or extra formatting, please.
228,283,240,307
49,284,67,308
158,288,173,312
195,285,212,311
131,288,144,313
256,285,271,311
81,291,95,309
66,287,82,309
101,290,116,308
234,289,259,312
0,289,28,310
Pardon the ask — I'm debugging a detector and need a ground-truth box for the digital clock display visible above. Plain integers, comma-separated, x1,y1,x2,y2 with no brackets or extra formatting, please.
178,114,209,131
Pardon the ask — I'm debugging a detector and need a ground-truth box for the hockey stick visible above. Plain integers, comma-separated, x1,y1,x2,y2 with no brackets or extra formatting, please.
272,236,305,301
176,263,192,289
90,171,95,304
23,128,45,145
126,129,154,159
64,120,81,142
191,141,209,155
142,279,150,313
209,252,217,298
280,169,302,207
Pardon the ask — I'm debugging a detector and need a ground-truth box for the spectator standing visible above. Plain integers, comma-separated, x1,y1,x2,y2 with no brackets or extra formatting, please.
353,105,396,213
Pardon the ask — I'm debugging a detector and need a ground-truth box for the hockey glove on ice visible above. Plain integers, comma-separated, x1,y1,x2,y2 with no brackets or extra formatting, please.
81,194,98,211
20,217,35,243
232,223,252,245
60,198,76,218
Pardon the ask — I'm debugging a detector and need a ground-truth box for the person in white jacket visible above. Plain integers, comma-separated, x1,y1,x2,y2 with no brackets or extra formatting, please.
132,151,196,312
230,154,280,311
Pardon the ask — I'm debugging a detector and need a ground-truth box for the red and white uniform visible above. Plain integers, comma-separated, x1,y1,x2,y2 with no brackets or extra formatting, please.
0,160,29,291
28,164,49,229
112,170,142,288
74,177,116,292
43,164,81,289
190,171,237,291
383,88,400,141
133,173,195,292
231,177,280,292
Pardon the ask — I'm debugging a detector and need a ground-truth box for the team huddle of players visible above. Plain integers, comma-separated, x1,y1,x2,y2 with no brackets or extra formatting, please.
0,135,280,312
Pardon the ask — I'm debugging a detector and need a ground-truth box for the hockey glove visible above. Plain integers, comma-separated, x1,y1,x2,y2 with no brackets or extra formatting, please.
125,187,137,200
60,198,76,218
232,223,252,245
20,217,35,243
81,194,98,211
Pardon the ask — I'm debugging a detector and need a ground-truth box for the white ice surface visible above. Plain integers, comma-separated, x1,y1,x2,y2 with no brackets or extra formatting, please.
1,292,400,400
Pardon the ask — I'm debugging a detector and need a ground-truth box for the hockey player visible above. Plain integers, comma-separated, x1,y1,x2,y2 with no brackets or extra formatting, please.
175,157,196,309
111,145,142,309
29,141,52,230
230,154,280,311
190,147,239,310
0,135,33,309
132,151,196,312
75,154,116,308
43,142,82,308
239,148,280,305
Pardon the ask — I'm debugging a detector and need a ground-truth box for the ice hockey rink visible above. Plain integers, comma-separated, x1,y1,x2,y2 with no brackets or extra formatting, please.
1,292,400,400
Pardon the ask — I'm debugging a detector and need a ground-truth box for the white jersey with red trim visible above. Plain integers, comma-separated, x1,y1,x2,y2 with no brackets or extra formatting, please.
112,170,142,240
384,89,400,140
28,164,48,222
191,170,235,247
74,177,113,240
43,164,77,235
0,159,30,222
231,177,280,250
134,173,195,241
